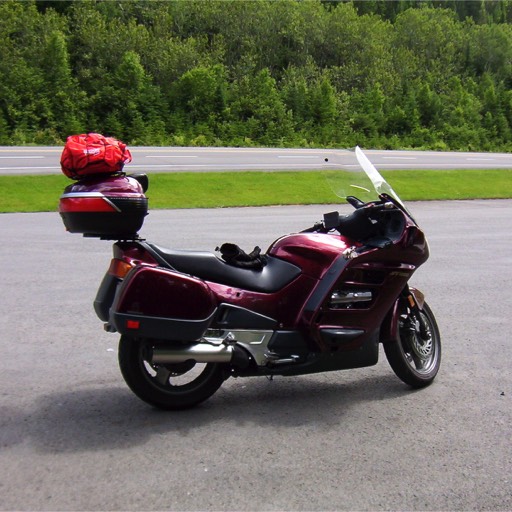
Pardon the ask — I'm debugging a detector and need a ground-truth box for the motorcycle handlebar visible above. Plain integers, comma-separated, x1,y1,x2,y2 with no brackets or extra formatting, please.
301,222,326,233
301,201,395,235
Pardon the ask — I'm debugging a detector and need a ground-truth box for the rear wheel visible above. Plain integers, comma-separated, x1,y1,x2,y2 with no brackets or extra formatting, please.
118,336,226,410
384,301,441,388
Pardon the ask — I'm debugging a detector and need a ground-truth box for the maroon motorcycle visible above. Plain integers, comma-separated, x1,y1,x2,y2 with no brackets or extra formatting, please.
59,147,441,409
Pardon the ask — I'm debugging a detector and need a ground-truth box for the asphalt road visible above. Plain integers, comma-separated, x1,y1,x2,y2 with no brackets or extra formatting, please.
1,200,511,511
2,145,512,174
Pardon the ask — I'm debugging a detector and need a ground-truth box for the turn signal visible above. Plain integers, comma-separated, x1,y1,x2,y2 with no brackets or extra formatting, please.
108,258,135,279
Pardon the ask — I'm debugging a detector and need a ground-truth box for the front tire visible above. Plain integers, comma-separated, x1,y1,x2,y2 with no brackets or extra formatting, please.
384,301,441,388
118,336,226,410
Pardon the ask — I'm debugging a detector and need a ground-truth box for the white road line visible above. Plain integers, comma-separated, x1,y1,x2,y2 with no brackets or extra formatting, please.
371,163,512,168
126,163,334,170
277,155,323,159
0,166,59,170
146,155,198,158
382,157,417,160
0,156,44,159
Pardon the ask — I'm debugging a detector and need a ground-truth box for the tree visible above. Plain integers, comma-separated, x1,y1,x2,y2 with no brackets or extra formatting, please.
467,23,512,82
227,68,295,145
350,83,386,140
169,65,227,124
1,0,512,149
40,30,84,134
0,0,69,142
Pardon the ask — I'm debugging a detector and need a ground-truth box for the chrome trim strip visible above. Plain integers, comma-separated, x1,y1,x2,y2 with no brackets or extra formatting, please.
331,290,372,304
60,191,105,198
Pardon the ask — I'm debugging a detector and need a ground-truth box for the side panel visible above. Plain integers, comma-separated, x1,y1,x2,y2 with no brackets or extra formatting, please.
111,266,217,341
115,266,216,319
206,273,318,331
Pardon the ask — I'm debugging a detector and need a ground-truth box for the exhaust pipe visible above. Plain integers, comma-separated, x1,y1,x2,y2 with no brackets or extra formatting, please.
151,343,235,364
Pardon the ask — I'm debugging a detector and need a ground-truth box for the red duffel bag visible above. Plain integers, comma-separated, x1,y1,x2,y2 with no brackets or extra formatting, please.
60,133,132,180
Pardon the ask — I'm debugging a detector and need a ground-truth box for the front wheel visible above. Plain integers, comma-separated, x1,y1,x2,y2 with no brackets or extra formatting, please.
384,301,441,388
118,336,227,410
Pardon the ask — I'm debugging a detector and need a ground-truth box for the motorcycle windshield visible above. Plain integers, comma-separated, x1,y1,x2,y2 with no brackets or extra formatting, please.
322,146,408,211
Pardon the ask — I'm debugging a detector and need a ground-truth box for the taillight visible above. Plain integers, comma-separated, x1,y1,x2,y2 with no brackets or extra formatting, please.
126,319,140,330
108,258,135,279
58,193,120,213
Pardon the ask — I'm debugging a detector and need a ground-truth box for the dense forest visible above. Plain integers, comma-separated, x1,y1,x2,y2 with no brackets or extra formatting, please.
2,0,512,150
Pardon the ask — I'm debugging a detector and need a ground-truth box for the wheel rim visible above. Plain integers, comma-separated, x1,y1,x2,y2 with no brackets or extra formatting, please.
139,343,217,393
400,311,439,376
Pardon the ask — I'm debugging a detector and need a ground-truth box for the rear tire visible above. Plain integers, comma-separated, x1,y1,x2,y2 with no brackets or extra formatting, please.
384,301,441,388
118,336,226,410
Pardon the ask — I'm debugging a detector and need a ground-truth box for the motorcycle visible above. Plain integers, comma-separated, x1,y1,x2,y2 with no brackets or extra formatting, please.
59,146,441,409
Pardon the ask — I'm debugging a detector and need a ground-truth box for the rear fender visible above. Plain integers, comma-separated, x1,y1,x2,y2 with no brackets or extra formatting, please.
94,271,121,322
380,287,425,344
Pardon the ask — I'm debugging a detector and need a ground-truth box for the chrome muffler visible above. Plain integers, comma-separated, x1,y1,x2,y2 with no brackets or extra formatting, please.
151,343,234,364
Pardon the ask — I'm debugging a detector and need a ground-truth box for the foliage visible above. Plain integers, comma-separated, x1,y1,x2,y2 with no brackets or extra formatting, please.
2,0,512,150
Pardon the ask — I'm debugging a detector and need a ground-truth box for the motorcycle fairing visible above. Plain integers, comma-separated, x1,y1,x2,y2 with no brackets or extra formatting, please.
228,329,380,377
213,303,277,330
272,331,380,377
268,233,355,279
206,274,318,332
296,214,428,353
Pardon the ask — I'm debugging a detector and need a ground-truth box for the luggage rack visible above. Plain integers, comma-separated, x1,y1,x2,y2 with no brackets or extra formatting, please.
84,233,145,241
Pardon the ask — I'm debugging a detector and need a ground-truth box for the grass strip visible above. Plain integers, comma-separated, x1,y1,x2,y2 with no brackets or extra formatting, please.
0,169,511,213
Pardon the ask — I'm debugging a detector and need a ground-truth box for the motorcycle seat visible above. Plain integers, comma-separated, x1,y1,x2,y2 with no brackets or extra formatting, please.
149,244,301,293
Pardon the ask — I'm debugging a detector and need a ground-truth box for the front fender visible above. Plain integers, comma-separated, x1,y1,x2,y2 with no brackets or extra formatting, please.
380,287,425,344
